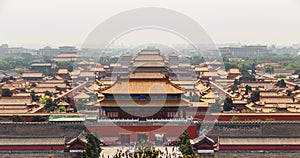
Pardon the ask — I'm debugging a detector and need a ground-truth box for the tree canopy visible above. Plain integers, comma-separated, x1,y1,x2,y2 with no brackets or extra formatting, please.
82,133,101,158
1,88,12,97
9,115,24,122
223,97,235,111
276,79,286,88
244,85,252,95
294,85,299,91
179,130,197,157
250,91,260,103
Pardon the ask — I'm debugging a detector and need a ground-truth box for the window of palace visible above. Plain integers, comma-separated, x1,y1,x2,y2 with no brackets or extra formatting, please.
167,112,178,118
107,112,118,118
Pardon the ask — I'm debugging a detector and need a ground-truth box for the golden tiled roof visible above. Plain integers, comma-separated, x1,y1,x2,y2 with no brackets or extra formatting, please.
138,51,160,55
260,96,294,104
36,83,67,88
58,101,70,106
0,96,31,105
79,71,95,77
22,72,43,78
56,53,77,58
129,72,164,79
132,61,165,67
228,68,241,74
194,66,209,72
32,87,57,93
135,55,164,61
202,71,219,77
99,99,190,107
57,68,69,74
101,77,184,94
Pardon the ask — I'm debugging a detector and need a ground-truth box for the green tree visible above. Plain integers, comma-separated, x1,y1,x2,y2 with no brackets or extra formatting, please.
65,97,72,104
239,63,255,81
274,74,286,78
245,85,252,95
9,76,15,81
250,91,260,102
30,90,41,102
64,80,70,86
82,133,101,158
15,68,25,74
39,97,50,104
40,97,57,112
20,88,26,92
9,115,24,122
179,130,196,157
251,63,256,75
264,65,274,74
224,62,238,71
30,83,37,88
44,68,57,77
46,99,57,112
234,79,240,85
294,85,299,91
231,116,238,121
231,79,239,91
223,97,234,111
231,84,238,91
286,89,292,96
1,88,12,97
55,86,62,91
1,77,9,83
190,56,204,65
265,117,275,121
276,79,286,88
59,106,66,112
30,90,40,102
179,130,189,150
30,116,46,122
45,90,53,97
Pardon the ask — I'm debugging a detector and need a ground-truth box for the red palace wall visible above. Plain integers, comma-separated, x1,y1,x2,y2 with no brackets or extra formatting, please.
196,145,214,150
194,114,300,121
219,145,300,150
88,125,197,142
69,146,85,150
0,145,65,151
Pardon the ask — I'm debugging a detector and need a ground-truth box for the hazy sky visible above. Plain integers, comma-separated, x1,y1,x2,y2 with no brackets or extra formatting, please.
0,0,300,48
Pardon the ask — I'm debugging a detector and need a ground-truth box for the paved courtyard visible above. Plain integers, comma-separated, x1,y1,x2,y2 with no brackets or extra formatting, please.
100,146,182,158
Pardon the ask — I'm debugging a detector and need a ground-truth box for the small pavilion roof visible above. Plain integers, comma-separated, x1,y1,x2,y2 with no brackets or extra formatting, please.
74,92,90,99
190,134,215,145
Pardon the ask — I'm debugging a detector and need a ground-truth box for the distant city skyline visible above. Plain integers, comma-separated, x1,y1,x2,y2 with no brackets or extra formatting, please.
0,0,300,49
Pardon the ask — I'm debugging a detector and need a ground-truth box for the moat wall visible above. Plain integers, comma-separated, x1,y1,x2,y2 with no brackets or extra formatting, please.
0,121,299,141
0,121,300,157
199,121,300,141
0,122,86,141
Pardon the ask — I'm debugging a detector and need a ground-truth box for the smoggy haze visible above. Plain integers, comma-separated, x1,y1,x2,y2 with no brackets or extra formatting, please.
0,0,300,48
